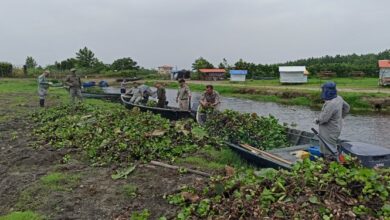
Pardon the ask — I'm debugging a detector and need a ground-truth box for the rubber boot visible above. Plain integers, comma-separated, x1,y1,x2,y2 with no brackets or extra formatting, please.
39,99,45,107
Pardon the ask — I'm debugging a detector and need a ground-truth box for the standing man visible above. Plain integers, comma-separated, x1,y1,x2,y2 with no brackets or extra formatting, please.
65,68,82,103
199,85,220,111
314,82,350,156
176,79,191,111
155,82,166,108
37,70,51,107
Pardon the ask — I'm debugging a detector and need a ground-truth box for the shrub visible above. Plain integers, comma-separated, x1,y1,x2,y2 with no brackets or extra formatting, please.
0,62,13,77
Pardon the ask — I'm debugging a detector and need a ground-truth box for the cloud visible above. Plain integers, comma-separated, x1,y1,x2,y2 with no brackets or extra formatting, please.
0,0,389,68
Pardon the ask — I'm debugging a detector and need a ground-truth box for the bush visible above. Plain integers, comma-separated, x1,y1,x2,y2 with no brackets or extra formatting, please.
0,62,13,77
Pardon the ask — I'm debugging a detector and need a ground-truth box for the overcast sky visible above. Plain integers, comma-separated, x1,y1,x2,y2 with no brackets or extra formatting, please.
0,0,389,69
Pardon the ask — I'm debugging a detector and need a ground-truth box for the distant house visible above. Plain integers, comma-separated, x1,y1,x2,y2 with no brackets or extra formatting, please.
199,69,226,81
229,70,248,82
279,66,308,83
378,60,390,86
158,65,173,75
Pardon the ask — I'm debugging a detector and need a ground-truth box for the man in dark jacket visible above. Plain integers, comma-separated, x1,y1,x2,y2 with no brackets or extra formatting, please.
155,82,166,108
65,68,82,103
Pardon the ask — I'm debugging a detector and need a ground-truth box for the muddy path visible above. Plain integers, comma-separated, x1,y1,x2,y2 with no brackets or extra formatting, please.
0,93,208,219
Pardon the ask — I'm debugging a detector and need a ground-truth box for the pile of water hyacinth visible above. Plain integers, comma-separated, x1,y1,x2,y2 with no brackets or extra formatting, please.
32,103,218,164
167,157,390,219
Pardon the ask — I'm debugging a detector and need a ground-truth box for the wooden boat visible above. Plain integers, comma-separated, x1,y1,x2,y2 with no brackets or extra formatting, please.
226,128,390,169
81,92,121,102
121,95,196,121
226,128,319,170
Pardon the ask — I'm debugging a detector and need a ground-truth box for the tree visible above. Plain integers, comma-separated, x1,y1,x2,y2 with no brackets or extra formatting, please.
218,58,230,70
192,57,214,71
25,56,37,69
55,58,77,70
76,47,99,68
111,57,139,71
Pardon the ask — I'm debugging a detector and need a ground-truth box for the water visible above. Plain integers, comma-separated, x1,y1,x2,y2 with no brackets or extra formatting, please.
104,87,390,148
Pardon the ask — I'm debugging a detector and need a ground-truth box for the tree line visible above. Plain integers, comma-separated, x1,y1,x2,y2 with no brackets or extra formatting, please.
1,48,390,78
192,49,390,78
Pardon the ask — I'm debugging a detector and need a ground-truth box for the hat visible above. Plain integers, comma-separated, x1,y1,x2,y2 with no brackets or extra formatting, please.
70,68,76,72
43,70,50,74
321,82,337,100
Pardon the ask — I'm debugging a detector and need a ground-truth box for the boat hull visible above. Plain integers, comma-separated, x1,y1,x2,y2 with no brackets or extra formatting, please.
121,95,196,121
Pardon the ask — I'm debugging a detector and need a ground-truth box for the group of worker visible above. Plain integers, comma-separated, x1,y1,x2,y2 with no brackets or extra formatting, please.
122,79,221,112
38,69,348,157
37,68,82,107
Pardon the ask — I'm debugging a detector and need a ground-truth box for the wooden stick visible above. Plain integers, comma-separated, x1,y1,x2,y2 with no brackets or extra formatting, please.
240,143,293,165
150,160,211,177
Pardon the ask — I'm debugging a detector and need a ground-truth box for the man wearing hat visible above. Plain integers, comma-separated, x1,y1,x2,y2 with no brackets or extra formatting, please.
65,68,82,103
176,79,191,111
37,70,52,107
314,82,350,156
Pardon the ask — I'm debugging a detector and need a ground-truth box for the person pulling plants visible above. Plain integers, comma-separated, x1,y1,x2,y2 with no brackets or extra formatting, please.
155,82,167,108
314,82,350,156
64,68,82,103
127,82,142,104
176,79,191,111
37,70,52,107
199,85,220,111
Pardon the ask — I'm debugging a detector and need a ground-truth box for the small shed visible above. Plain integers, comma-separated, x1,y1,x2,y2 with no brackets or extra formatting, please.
279,66,308,84
199,69,226,81
229,70,248,82
378,60,390,86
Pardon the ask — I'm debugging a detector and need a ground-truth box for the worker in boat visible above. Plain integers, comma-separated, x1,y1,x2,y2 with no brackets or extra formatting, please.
64,68,82,103
37,70,52,107
176,79,192,111
139,84,153,104
155,82,167,108
314,82,350,156
199,85,220,111
128,82,142,104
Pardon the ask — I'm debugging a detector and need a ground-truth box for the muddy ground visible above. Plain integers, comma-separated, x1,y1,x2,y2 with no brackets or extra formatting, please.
0,93,208,219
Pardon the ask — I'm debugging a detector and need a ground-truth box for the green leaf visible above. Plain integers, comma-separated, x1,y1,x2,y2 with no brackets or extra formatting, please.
309,196,320,204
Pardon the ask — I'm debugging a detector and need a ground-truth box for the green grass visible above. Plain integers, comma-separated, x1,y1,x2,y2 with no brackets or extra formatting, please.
0,211,43,220
40,172,81,191
175,145,251,171
122,184,138,198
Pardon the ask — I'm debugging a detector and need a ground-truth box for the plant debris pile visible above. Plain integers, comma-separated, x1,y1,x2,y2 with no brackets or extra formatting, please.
167,158,390,219
204,110,288,150
32,104,218,164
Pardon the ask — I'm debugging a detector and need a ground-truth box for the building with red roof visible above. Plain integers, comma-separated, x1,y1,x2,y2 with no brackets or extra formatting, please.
378,60,390,86
199,69,226,80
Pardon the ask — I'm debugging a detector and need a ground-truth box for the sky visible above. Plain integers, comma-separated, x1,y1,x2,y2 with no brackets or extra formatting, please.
0,0,389,69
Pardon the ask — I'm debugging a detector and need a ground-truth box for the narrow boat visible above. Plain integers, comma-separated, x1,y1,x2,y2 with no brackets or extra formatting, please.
81,92,121,102
226,128,319,170
120,95,196,121
226,128,390,170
